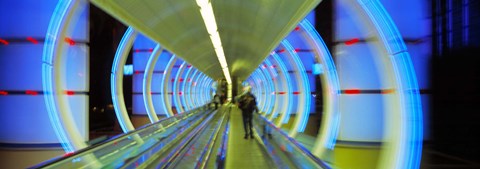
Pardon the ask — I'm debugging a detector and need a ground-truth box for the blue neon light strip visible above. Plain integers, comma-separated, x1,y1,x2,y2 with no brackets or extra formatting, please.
199,75,210,105
192,73,203,107
265,57,283,120
282,40,311,132
173,61,186,113
181,66,194,111
143,44,162,123
300,19,340,150
263,60,277,115
111,27,137,133
186,69,199,110
250,71,263,111
160,55,176,117
43,0,76,153
205,78,213,104
271,53,293,124
255,70,269,113
253,70,267,113
356,0,423,168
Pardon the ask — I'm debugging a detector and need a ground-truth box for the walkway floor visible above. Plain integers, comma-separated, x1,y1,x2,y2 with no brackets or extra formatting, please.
224,105,273,169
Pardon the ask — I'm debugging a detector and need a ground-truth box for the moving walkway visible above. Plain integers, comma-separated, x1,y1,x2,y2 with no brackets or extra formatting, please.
31,105,330,169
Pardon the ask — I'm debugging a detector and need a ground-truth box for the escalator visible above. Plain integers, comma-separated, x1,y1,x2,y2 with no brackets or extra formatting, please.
31,105,330,169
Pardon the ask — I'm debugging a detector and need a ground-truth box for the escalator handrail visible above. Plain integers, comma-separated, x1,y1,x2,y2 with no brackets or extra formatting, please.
256,114,331,169
195,110,228,169
121,110,214,168
215,108,230,169
30,107,209,168
157,111,217,169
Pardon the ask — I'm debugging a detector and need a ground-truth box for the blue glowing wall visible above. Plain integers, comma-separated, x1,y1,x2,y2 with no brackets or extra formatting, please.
0,1,89,146
333,0,431,142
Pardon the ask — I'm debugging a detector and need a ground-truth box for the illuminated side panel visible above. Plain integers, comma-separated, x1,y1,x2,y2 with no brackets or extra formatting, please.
254,69,270,113
181,66,194,111
271,53,293,126
38,0,90,152
197,74,206,106
266,57,285,121
142,44,163,123
257,69,271,113
381,0,431,141
191,74,200,107
298,20,341,156
185,69,199,110
248,71,262,111
204,78,214,105
337,0,423,168
192,73,204,107
159,56,177,117
262,60,278,115
111,27,137,133
281,40,311,136
199,74,210,105
132,33,165,117
173,61,186,113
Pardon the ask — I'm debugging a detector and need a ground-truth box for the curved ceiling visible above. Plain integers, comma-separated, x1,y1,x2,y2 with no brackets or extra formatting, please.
91,0,321,81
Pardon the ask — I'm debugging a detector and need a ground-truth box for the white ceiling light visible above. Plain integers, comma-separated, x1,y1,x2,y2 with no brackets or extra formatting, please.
196,0,232,84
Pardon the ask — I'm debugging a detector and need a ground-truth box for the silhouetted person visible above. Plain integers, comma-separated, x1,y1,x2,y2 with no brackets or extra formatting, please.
212,94,220,109
237,86,259,139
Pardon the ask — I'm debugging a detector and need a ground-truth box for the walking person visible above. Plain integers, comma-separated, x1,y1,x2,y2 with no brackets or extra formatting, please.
212,94,220,109
237,86,259,139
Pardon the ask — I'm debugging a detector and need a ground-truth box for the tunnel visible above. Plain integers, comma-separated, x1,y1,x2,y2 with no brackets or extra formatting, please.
5,0,475,168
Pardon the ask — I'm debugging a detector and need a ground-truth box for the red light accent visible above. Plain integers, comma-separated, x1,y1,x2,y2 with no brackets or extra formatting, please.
135,49,140,53
294,26,300,31
187,78,191,82
179,92,183,96
179,78,184,82
0,91,8,95
63,152,74,157
0,38,8,45
293,91,300,95
187,65,192,68
64,37,76,46
382,89,395,94
278,49,285,53
171,78,175,82
148,48,153,52
345,38,360,46
294,48,300,53
113,142,118,145
135,71,140,74
26,90,38,95
64,90,75,95
26,37,38,44
344,89,360,94
277,92,286,95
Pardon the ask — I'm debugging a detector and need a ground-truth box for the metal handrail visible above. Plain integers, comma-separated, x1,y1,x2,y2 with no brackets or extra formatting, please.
157,111,217,168
122,110,214,168
30,107,209,168
215,105,232,169
196,110,228,169
256,114,331,169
